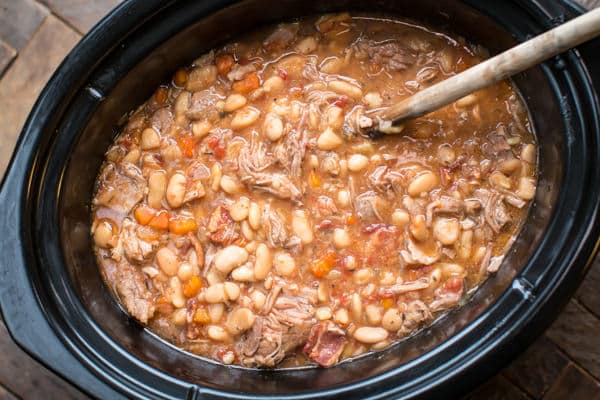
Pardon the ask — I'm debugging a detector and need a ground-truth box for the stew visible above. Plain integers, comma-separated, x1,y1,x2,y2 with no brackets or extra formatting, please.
91,13,537,368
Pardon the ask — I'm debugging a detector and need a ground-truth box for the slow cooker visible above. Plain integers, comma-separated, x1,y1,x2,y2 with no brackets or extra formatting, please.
0,0,598,399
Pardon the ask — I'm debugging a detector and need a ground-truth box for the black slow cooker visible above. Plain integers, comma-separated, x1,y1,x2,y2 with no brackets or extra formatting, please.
0,0,598,399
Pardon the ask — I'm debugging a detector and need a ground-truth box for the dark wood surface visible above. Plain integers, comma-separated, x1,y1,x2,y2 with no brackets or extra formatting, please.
0,1,598,398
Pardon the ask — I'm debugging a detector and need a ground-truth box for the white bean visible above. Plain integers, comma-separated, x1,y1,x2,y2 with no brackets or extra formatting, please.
354,269,373,285
489,171,512,190
210,162,222,192
241,220,255,240
171,308,187,326
327,106,344,130
315,307,332,321
433,217,460,245
230,196,250,221
93,220,115,248
521,144,536,164
334,308,350,325
251,291,266,311
156,247,178,276
214,245,249,274
391,209,410,228
225,308,255,335
177,262,194,281
382,308,403,331
223,94,247,112
222,351,235,364
351,293,362,321
437,145,456,165
192,120,212,138
456,93,477,108
365,305,383,325
353,327,389,344
187,65,218,91
516,177,536,200
169,277,186,308
207,325,230,341
292,210,314,244
147,171,167,208
347,154,369,172
273,251,296,277
317,127,343,150
410,214,429,242
263,76,285,94
231,263,256,282
220,175,243,194
166,172,187,208
498,158,522,175
328,80,363,99
224,282,240,301
408,171,438,197
458,230,473,259
263,113,284,141
333,228,351,249
205,283,226,303
248,202,261,230
141,128,160,150
208,303,224,322
254,243,273,280
231,106,260,130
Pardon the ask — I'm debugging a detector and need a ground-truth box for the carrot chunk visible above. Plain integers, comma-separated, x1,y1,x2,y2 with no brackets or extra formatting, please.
169,217,198,235
232,72,260,93
310,252,337,278
183,276,203,297
216,53,234,75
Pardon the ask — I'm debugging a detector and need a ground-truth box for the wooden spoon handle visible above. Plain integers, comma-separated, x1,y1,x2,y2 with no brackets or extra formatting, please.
375,8,600,128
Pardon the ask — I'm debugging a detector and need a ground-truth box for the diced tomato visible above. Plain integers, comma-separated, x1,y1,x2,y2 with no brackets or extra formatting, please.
173,68,188,87
206,135,226,160
216,53,234,75
168,217,198,235
278,68,288,80
443,276,464,293
177,135,195,158
183,276,203,297
310,252,337,278
232,72,260,93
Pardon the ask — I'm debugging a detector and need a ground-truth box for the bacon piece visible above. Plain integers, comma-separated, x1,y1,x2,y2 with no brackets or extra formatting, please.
303,321,347,367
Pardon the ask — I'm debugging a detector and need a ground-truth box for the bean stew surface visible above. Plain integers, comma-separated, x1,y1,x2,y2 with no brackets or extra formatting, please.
91,13,537,368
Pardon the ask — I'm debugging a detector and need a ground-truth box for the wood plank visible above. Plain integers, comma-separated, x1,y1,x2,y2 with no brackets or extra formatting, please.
576,255,600,317
462,374,531,400
38,0,121,34
546,300,600,380
502,336,569,398
0,39,16,78
0,318,88,399
543,363,600,400
0,15,80,179
0,0,49,50
0,385,19,400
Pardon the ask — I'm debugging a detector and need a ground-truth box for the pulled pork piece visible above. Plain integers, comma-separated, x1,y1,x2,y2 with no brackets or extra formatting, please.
121,218,162,263
425,196,464,226
429,277,464,312
94,162,146,215
400,238,440,265
398,300,432,335
236,293,314,367
343,105,373,137
369,166,404,197
207,205,239,245
226,63,256,82
274,128,306,178
353,39,417,71
354,190,387,221
186,88,223,121
115,261,155,324
474,189,510,233
263,23,299,51
379,277,430,296
238,141,302,202
261,205,289,248
303,321,347,367
483,132,511,157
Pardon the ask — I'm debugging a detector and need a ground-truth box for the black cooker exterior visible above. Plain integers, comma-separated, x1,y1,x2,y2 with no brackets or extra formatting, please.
0,1,598,399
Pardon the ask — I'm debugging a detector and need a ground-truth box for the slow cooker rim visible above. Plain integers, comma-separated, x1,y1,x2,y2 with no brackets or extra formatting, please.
0,0,598,399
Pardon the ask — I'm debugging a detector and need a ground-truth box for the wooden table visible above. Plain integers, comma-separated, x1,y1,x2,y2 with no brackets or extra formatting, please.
0,1,598,399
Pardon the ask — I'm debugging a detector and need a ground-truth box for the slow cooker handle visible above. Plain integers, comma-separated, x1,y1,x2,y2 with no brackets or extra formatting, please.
0,152,125,399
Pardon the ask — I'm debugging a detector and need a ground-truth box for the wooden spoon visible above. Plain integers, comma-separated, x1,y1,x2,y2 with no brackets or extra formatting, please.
369,8,600,136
